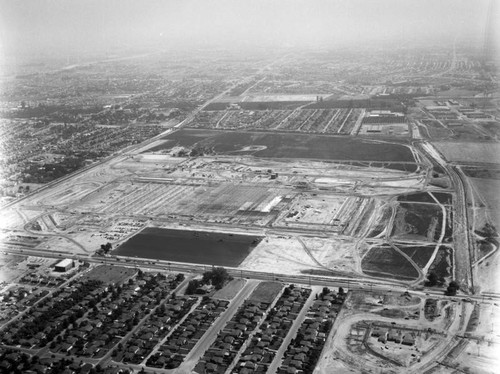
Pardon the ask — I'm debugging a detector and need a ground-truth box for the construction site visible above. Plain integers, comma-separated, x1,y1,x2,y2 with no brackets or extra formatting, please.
0,127,459,287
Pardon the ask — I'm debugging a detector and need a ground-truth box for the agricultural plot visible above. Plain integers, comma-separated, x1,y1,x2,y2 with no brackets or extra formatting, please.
361,244,420,280
433,142,500,163
151,129,417,168
114,227,262,267
418,119,453,139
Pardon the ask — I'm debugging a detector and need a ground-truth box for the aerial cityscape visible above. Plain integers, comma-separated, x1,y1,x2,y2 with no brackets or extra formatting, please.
0,0,499,373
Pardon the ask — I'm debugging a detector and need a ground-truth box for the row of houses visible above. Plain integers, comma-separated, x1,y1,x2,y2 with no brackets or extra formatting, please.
146,297,229,369
233,286,312,374
2,279,104,349
115,295,197,365
195,299,271,374
50,272,180,358
371,326,416,345
0,349,131,374
278,289,347,374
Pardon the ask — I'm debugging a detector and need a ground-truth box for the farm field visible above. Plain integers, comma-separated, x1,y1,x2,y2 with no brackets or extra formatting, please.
151,129,416,167
114,227,262,267
433,142,500,163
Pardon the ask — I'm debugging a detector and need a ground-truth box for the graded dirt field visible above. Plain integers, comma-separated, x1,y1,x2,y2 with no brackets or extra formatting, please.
114,227,262,267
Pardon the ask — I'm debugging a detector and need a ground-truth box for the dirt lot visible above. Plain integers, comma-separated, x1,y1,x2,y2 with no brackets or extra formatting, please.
318,291,474,374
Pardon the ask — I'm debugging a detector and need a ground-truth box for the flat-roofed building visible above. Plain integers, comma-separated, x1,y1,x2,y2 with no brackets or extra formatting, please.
54,259,74,272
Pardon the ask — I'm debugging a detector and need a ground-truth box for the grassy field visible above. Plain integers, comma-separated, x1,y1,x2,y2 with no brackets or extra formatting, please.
81,265,137,284
114,228,262,267
398,192,452,205
399,245,436,269
433,142,500,163
248,281,283,303
361,245,419,280
152,129,416,168
213,278,246,301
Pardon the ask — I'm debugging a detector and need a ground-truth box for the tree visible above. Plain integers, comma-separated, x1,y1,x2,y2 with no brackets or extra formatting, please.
210,267,230,289
446,280,460,296
201,267,230,290
426,272,438,287
338,287,345,296
186,279,200,295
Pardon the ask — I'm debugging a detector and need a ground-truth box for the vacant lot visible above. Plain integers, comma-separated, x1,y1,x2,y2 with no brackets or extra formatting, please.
151,129,416,168
248,281,283,303
391,203,442,241
361,245,419,280
81,265,137,284
114,228,262,267
213,278,246,300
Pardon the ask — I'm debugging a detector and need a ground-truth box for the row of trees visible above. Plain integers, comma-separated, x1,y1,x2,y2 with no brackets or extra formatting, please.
426,272,460,296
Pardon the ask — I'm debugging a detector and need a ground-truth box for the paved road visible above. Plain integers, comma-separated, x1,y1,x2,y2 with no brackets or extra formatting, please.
267,286,321,374
177,279,260,374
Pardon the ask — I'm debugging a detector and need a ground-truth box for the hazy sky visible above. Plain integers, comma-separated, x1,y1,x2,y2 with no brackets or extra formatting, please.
0,0,496,57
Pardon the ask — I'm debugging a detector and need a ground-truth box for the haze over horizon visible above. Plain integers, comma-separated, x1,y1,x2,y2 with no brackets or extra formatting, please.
0,0,497,61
